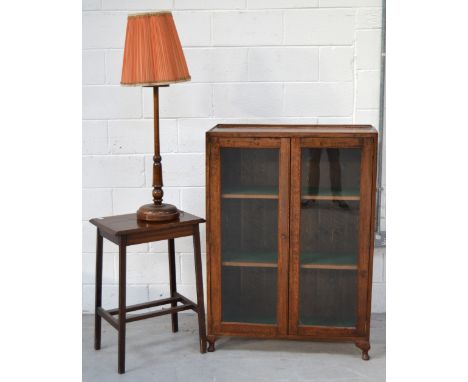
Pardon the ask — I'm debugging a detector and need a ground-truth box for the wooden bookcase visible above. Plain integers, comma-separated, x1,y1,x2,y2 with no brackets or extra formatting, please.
205,125,378,360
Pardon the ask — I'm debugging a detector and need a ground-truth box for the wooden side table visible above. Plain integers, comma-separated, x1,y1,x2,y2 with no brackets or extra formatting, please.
89,211,207,374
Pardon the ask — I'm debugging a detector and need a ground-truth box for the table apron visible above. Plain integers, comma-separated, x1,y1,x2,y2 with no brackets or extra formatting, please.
125,225,195,246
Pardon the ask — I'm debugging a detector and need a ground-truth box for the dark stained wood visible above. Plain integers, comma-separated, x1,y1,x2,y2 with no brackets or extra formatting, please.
137,86,179,222
96,307,119,330
126,303,195,323
118,239,126,374
152,86,163,205
90,210,207,373
94,230,103,350
107,295,183,315
206,125,378,358
168,238,178,333
193,225,208,353
90,211,204,241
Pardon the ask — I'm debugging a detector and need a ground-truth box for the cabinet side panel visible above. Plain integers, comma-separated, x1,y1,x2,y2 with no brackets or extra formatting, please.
356,137,376,335
208,138,222,333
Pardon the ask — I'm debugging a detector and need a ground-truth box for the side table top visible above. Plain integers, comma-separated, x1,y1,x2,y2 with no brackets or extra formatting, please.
89,211,205,236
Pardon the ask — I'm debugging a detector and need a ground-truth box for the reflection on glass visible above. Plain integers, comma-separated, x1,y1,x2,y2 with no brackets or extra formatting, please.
299,148,361,328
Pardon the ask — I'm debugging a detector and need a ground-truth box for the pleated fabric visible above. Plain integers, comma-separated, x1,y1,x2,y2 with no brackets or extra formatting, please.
121,12,190,86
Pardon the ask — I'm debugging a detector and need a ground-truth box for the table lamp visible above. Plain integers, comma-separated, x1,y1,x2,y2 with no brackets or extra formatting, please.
121,11,190,222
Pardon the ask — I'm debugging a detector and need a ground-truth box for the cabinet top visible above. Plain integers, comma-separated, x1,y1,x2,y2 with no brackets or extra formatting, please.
207,124,377,138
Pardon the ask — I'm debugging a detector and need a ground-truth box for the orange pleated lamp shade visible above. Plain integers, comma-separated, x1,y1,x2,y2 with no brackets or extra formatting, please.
121,12,190,86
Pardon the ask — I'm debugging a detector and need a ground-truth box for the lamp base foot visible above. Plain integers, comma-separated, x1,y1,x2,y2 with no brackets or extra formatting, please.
137,203,180,222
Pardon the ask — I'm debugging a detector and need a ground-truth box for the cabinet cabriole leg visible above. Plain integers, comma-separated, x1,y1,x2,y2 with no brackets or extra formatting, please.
207,335,216,352
355,340,370,360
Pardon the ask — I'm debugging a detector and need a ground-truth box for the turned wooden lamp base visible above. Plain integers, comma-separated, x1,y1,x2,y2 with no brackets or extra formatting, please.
137,203,180,222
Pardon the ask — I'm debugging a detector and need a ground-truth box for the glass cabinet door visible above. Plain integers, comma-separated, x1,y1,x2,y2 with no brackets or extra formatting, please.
289,137,373,336
210,138,289,335
299,147,361,327
221,148,279,324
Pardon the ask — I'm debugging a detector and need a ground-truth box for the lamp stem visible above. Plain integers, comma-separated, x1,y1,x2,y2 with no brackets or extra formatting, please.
152,86,163,205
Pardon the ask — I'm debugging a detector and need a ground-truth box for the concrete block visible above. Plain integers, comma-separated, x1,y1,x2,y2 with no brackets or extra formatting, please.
178,118,216,153
173,12,211,46
184,48,249,82
284,83,353,117
175,0,246,9
180,252,206,285
356,30,381,70
215,117,319,125
82,284,149,313
356,70,380,109
319,0,381,6
82,12,127,49
373,247,385,283
145,153,204,187
83,0,101,11
108,119,177,154
126,252,179,284
82,252,116,284
213,11,282,46
83,221,98,253
148,284,172,302
82,188,113,220
371,283,385,313
357,7,382,29
213,83,283,118
248,47,319,82
284,9,355,45
83,86,141,119
248,0,318,8
175,284,197,302
180,187,206,219
112,187,180,215
105,49,123,85
82,120,109,155
83,155,145,187
143,84,212,118
319,47,354,82
355,109,380,130
102,0,173,10
317,117,353,124
83,50,106,85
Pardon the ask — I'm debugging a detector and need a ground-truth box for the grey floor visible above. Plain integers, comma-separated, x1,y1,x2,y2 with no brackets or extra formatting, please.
83,314,385,382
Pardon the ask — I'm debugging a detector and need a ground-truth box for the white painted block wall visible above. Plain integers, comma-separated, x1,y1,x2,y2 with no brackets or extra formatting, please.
83,0,385,313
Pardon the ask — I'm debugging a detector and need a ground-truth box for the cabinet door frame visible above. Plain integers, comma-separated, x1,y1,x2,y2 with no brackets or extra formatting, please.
288,136,377,338
207,136,290,337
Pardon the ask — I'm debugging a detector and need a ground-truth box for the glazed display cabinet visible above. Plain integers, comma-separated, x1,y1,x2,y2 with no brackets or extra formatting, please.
205,125,378,359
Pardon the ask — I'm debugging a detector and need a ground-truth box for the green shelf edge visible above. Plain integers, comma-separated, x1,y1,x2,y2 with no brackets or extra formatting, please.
222,251,278,264
300,252,358,267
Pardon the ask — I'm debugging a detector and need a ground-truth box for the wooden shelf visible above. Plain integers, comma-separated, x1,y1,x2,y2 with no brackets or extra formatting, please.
301,187,360,201
222,251,277,268
300,252,357,270
222,261,277,268
222,186,278,199
301,264,356,270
